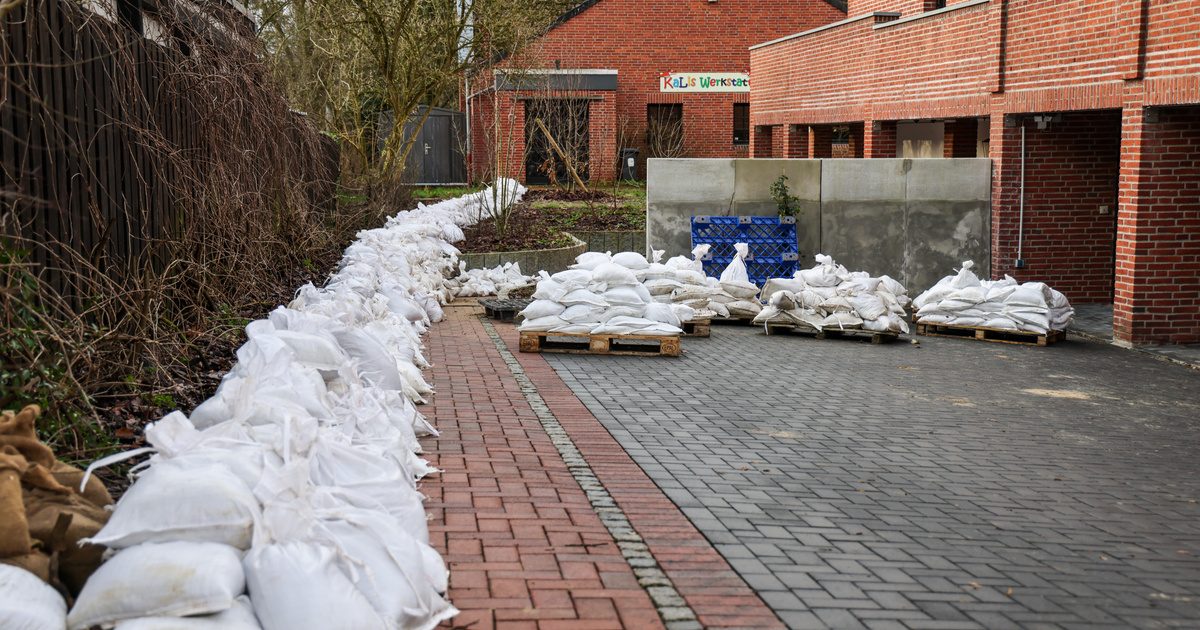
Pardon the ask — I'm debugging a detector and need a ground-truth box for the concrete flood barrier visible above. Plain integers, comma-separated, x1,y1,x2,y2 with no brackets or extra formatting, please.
646,157,990,292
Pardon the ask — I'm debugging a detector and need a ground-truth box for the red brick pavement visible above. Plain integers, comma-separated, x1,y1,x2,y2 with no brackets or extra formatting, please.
421,304,782,629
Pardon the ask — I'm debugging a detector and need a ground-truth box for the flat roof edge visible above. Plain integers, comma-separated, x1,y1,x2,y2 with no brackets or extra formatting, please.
750,12,901,51
873,0,991,29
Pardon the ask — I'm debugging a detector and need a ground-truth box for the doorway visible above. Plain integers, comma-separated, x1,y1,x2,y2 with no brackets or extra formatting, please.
524,99,591,186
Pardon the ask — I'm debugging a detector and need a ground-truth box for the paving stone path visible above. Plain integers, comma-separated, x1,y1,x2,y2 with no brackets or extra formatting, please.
423,305,1200,629
545,323,1200,629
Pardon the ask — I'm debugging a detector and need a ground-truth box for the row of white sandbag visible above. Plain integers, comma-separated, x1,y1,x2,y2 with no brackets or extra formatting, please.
517,250,692,335
647,244,763,319
444,261,532,298
56,182,526,630
912,261,1074,333
754,254,911,333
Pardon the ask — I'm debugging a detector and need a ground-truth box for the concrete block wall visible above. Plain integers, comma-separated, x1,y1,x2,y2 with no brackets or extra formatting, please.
646,157,990,293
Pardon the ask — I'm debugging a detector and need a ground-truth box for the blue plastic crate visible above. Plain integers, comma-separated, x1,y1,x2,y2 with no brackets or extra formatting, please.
691,215,800,285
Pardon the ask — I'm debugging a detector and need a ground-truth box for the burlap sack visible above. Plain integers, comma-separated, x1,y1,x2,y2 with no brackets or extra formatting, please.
0,446,33,558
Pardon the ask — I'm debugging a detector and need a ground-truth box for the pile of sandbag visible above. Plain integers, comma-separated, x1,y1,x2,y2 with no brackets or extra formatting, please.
0,404,113,628
912,261,1074,333
645,243,762,320
753,254,911,334
517,250,693,335
53,182,525,630
443,262,532,298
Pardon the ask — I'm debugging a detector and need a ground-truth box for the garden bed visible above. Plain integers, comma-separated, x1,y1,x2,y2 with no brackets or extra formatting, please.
458,184,646,254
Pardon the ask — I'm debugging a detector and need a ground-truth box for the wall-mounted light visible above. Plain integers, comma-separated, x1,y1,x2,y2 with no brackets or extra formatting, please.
1032,114,1061,130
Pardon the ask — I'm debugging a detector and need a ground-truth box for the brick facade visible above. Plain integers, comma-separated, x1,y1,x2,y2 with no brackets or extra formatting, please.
748,0,1200,345
469,0,846,182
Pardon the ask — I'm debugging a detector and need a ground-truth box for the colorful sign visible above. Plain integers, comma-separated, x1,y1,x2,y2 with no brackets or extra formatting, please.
659,72,750,93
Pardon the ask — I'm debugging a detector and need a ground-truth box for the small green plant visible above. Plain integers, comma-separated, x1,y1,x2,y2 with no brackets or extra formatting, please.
770,175,800,217
145,393,178,409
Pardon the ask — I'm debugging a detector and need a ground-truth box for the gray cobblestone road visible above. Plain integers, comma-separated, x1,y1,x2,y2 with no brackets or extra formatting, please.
542,327,1200,629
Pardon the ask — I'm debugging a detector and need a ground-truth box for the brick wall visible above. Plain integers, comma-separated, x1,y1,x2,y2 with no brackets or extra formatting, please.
752,0,1199,127
1115,106,1200,344
476,0,844,180
992,111,1121,303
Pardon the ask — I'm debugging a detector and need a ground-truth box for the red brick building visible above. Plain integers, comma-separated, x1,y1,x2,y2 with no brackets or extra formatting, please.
467,0,846,183
749,0,1200,346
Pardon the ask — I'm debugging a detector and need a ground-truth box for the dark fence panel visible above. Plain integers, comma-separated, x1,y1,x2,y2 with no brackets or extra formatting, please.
1,0,338,295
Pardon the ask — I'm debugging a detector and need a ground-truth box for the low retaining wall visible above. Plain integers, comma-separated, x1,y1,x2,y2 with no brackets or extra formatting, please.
572,230,647,254
459,233,587,275
646,158,991,292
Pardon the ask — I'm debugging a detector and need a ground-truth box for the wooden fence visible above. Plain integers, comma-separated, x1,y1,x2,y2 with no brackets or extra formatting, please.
1,0,338,296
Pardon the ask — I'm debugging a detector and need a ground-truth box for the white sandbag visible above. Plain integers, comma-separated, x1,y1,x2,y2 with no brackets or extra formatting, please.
718,243,751,284
603,286,648,307
245,542,387,630
672,269,709,285
849,294,887,321
672,285,721,301
520,299,566,320
797,267,839,287
0,564,67,630
560,304,607,323
332,328,405,392
1004,282,1051,308
114,596,261,630
949,260,982,289
518,315,568,331
531,277,569,302
598,306,645,322
611,251,650,270
878,275,906,297
820,312,864,329
86,462,259,550
668,304,696,323
642,303,681,327
571,251,611,270
720,280,759,300
591,263,639,286
760,278,808,301
549,322,594,334
68,542,245,630
707,301,731,318
644,278,683,296
726,300,763,318
549,269,592,286
819,296,855,313
560,288,607,307
591,317,682,336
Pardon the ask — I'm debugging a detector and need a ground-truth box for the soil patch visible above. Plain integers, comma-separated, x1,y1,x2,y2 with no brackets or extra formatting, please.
528,188,615,203
459,204,577,253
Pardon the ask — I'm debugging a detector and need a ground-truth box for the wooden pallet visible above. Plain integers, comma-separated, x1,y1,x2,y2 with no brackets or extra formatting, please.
681,318,711,338
518,331,681,357
710,316,755,326
764,324,898,345
479,298,533,322
915,322,1064,346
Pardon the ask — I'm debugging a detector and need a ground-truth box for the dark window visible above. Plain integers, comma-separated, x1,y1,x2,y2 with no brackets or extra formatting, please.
646,104,684,158
116,0,144,35
927,0,947,10
831,125,851,146
733,103,750,146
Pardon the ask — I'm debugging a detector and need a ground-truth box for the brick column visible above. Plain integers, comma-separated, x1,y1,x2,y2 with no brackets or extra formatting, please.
988,112,1022,280
770,125,789,158
807,125,833,159
944,118,979,158
863,120,897,158
1114,104,1200,345
588,96,618,182
784,125,809,158
751,125,774,158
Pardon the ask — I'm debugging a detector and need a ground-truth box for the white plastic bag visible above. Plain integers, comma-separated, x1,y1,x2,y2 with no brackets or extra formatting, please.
0,565,67,630
68,542,246,630
86,462,260,550
718,243,751,285
113,596,261,630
